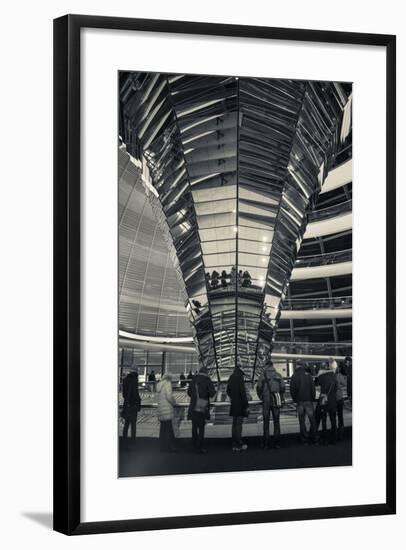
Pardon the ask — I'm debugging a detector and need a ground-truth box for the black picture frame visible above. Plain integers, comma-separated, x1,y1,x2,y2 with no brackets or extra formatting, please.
53,14,396,535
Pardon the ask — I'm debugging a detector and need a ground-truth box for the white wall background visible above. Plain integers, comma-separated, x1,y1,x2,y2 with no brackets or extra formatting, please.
0,0,404,547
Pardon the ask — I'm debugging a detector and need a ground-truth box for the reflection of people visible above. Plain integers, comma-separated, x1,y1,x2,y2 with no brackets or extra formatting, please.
256,360,285,449
290,364,317,444
226,365,249,451
121,370,141,448
238,270,243,286
211,270,219,289
221,270,228,288
242,270,252,288
230,266,237,287
157,373,177,452
187,366,216,453
179,373,186,388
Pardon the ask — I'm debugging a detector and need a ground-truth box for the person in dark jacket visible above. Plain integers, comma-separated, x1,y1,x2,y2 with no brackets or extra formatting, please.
344,356,352,403
226,365,249,451
336,363,347,440
148,370,157,392
187,366,216,453
210,270,220,289
256,361,286,449
242,270,252,288
315,360,338,444
289,364,317,443
121,370,141,448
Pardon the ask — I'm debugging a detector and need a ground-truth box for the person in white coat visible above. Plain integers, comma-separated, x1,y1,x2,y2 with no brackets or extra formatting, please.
157,373,177,452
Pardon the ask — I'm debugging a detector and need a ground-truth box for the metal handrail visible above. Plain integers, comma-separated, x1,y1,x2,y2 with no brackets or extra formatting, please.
295,248,351,267
309,199,352,222
282,296,352,309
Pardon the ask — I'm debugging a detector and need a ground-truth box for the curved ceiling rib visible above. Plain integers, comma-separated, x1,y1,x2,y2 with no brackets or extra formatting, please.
320,158,352,194
291,261,352,280
304,212,352,239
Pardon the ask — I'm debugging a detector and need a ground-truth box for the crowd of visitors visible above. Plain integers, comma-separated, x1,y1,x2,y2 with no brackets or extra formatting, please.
290,357,352,445
121,356,352,453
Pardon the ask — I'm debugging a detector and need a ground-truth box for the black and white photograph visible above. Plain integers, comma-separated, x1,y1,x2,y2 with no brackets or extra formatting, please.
118,72,353,477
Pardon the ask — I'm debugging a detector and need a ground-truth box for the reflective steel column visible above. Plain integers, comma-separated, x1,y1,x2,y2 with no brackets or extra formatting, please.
120,73,351,380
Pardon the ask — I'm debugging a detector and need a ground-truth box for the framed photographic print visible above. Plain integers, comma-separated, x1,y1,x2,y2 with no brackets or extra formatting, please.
53,14,396,535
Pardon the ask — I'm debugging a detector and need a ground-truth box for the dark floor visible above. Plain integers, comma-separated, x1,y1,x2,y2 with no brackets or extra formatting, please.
119,428,352,477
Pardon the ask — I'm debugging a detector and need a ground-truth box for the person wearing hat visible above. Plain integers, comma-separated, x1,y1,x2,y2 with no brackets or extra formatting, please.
187,365,216,453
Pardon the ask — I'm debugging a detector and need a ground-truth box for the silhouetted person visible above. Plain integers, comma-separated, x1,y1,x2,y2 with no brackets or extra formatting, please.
238,270,243,287
221,270,228,288
186,370,193,386
242,270,252,288
345,356,352,403
230,266,237,287
179,373,186,388
227,365,249,451
256,360,285,449
187,366,216,453
157,373,177,452
336,363,347,439
192,299,202,314
290,363,317,444
121,370,141,449
211,270,220,289
315,361,338,444
148,370,157,392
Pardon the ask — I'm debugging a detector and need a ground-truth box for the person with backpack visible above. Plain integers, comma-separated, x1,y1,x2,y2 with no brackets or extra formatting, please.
226,365,249,451
289,363,317,444
187,365,216,454
256,360,286,449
